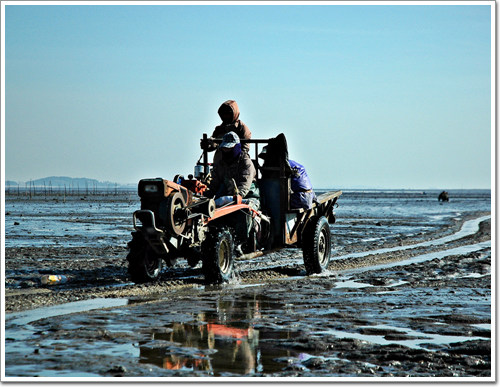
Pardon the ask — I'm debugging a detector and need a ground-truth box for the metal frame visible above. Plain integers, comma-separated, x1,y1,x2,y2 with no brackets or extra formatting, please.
199,134,342,249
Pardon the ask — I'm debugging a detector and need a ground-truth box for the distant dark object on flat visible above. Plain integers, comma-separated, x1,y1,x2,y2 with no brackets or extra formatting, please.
438,191,449,202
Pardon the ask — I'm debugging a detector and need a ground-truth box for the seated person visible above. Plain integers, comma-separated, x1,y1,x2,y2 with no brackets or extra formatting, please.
205,131,260,254
258,145,316,209
289,159,317,209
206,131,260,209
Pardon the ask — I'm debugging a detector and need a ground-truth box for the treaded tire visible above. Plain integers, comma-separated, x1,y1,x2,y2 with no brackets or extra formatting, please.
127,233,163,283
302,216,332,275
202,228,234,284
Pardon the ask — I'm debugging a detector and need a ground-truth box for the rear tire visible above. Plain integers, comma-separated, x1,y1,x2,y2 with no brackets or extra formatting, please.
202,228,234,284
127,233,163,283
302,216,332,275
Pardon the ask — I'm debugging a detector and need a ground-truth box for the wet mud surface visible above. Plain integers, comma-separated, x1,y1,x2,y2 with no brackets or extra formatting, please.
3,192,492,378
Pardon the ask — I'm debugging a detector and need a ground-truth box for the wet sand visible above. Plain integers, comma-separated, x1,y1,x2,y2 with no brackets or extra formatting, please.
4,211,492,378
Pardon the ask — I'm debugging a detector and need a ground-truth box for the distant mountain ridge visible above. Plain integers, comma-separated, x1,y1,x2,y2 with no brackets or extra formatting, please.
5,176,132,188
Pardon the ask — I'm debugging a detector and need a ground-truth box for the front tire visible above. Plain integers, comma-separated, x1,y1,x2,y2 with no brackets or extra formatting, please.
127,233,163,283
202,228,234,284
302,216,332,275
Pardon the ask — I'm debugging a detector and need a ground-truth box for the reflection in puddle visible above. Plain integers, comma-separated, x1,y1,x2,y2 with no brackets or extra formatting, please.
140,322,259,374
137,298,296,376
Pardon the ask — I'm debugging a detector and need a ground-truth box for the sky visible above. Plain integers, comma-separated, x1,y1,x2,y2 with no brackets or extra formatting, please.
3,1,494,189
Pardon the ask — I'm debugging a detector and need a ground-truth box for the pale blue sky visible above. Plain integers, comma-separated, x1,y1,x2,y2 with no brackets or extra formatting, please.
4,2,493,189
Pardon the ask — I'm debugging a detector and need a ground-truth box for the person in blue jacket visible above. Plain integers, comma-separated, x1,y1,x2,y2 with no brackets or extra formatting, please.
258,146,317,209
288,159,317,209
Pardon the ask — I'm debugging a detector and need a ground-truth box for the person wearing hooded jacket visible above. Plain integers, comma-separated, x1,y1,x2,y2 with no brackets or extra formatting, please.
258,145,317,209
206,131,260,209
205,131,260,254
201,100,252,153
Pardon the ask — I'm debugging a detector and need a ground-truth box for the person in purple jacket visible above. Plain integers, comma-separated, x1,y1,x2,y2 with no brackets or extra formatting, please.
258,146,317,209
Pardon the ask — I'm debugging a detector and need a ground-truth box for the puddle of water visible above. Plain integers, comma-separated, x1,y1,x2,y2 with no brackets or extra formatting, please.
138,322,265,375
4,278,491,378
125,295,305,376
6,298,129,326
386,280,408,287
472,324,491,330
316,324,489,352
37,370,102,377
333,277,408,289
459,273,489,279
334,280,373,289
131,286,491,376
4,298,132,362
5,364,103,378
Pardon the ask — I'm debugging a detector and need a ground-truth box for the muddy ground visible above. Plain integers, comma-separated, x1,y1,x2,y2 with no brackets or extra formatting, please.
4,213,491,313
4,213,492,378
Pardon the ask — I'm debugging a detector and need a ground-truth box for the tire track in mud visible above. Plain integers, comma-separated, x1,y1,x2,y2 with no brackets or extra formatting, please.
236,215,491,282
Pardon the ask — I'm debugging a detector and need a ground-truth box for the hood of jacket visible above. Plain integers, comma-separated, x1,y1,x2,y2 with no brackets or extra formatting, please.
218,100,240,124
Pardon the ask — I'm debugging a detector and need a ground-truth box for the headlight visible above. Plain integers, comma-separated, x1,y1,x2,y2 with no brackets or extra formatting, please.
144,184,159,193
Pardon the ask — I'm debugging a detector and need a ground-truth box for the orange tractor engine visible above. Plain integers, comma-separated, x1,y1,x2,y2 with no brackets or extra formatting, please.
134,178,215,255
174,174,208,196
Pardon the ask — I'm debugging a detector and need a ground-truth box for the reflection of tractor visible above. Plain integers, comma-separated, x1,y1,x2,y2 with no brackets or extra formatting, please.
127,133,342,284
138,298,261,375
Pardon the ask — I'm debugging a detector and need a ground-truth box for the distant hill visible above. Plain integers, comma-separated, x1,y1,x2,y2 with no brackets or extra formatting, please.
6,176,128,188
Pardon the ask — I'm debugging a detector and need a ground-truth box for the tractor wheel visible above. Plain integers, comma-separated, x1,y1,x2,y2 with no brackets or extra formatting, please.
127,233,163,283
165,191,187,236
202,228,234,284
302,216,332,275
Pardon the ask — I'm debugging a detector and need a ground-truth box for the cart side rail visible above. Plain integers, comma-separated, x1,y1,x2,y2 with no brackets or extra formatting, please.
316,190,343,205
288,190,342,214
284,190,342,246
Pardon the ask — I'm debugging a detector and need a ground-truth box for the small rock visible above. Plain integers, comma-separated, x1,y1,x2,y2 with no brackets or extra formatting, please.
107,365,127,374
370,279,388,286
19,280,36,288
285,363,307,371
303,357,325,369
